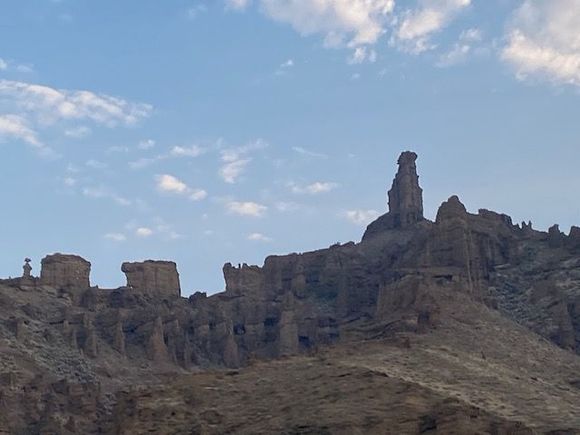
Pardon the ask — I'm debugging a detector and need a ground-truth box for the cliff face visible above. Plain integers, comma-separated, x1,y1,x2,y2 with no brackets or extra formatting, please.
121,260,181,299
1,151,580,433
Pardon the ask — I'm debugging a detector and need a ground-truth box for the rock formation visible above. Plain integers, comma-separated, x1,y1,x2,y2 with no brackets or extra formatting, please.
388,151,424,228
363,151,424,239
40,253,91,291
121,260,181,299
1,150,580,433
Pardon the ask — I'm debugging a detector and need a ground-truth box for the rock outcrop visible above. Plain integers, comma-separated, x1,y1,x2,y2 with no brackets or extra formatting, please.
40,254,91,291
363,151,424,239
2,150,580,433
121,260,181,299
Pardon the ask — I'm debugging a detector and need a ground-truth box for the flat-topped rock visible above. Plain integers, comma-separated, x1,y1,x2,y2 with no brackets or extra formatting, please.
121,260,181,299
40,254,91,291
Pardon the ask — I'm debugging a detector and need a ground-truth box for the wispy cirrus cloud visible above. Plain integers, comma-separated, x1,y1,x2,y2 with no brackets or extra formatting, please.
0,79,152,126
437,27,483,67
292,146,328,159
290,181,338,195
219,139,268,184
104,232,127,242
0,57,34,73
392,0,472,54
82,186,132,206
0,79,152,157
226,0,251,11
0,114,43,149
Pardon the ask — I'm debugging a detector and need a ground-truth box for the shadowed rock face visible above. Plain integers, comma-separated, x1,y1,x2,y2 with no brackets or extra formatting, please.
363,151,424,239
121,260,181,299
2,150,580,433
388,151,424,228
40,254,91,291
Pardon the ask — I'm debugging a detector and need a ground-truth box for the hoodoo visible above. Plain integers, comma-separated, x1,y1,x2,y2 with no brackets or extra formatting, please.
363,151,425,239
388,151,424,228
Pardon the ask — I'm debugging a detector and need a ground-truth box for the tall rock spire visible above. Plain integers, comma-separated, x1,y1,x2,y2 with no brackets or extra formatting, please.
387,151,424,228
362,151,425,240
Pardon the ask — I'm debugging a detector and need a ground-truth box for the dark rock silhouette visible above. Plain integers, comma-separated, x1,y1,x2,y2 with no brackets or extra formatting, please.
1,151,580,433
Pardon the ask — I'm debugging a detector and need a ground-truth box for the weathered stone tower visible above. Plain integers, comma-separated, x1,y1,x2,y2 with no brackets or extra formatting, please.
387,151,424,228
362,151,425,240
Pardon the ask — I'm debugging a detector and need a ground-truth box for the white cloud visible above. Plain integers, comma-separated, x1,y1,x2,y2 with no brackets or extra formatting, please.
189,188,208,201
275,201,300,212
64,125,91,138
104,233,127,242
392,0,472,54
0,58,32,73
248,232,272,242
0,80,151,156
437,27,482,67
129,156,160,170
220,157,251,184
0,79,152,126
226,0,252,10
259,0,395,47
106,145,130,154
188,4,208,19
348,46,377,64
138,139,155,150
343,209,380,225
291,181,338,194
15,64,34,74
275,58,296,75
219,139,268,184
63,177,76,187
155,174,207,201
502,0,580,87
292,146,328,158
157,174,188,193
171,145,204,157
0,114,43,148
154,218,185,241
226,201,267,217
85,159,108,169
136,227,154,238
82,186,131,206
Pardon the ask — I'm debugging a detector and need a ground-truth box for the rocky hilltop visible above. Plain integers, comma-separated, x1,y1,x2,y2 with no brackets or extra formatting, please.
1,152,580,434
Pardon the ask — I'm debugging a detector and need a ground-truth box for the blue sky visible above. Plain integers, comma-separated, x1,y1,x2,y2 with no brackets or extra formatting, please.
1,0,580,294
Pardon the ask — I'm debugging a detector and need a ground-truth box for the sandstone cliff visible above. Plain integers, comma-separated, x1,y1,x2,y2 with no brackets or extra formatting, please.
1,151,580,434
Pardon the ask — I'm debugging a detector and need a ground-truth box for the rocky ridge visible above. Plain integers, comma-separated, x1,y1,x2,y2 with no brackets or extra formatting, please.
1,151,580,433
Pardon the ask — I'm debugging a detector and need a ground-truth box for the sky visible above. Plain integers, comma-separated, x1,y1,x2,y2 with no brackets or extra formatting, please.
1,0,580,295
